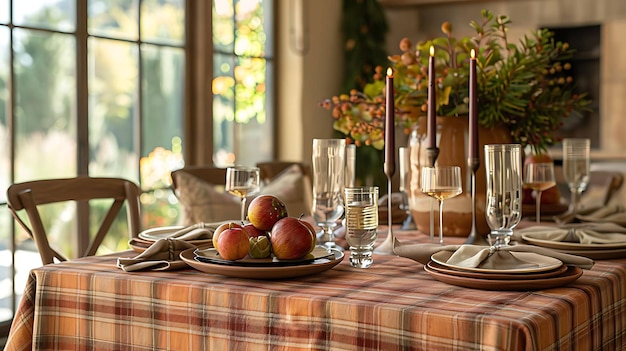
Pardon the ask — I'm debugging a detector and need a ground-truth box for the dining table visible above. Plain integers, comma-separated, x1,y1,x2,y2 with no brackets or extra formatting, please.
4,226,626,351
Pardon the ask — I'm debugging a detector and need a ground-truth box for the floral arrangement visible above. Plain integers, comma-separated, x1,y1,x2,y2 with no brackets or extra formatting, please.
320,9,591,154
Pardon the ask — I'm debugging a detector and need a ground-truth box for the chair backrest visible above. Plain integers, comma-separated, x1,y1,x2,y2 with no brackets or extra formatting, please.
256,161,311,182
554,166,624,207
6,176,141,265
171,166,227,190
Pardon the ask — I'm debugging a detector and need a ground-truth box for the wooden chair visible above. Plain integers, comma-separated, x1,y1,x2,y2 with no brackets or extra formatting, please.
554,166,624,207
256,161,311,182
170,166,227,190
7,176,141,265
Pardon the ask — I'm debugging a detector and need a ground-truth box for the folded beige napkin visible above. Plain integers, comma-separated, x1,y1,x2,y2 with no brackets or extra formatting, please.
138,222,226,241
393,238,594,269
554,204,626,226
516,223,626,245
117,238,195,272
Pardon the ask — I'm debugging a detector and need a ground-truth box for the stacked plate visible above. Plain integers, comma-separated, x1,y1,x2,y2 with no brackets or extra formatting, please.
424,250,583,290
179,246,344,279
522,232,626,259
129,225,214,252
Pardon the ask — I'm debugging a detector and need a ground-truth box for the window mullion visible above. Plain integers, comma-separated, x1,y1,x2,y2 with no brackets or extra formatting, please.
76,0,89,255
76,0,88,175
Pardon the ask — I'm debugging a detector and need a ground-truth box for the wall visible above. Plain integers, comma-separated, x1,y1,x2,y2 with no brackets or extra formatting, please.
383,0,626,158
276,0,343,165
278,0,626,163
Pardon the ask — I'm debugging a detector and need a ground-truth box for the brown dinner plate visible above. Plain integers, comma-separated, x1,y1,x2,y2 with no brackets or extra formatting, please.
424,264,583,291
426,261,569,280
180,247,344,279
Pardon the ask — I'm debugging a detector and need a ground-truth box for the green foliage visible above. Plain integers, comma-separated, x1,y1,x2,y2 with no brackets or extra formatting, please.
340,0,389,92
339,0,389,191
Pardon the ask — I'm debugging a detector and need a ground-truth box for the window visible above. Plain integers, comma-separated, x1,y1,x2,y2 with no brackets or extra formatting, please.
0,0,275,336
212,0,274,167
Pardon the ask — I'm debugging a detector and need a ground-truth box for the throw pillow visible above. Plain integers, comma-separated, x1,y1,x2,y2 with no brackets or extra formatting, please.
173,171,241,225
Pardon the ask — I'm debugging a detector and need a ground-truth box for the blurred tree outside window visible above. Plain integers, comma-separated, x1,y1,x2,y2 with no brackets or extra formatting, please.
0,0,275,335
0,0,187,335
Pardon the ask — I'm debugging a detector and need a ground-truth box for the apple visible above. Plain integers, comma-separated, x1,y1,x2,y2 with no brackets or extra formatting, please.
270,217,316,260
247,195,288,231
216,226,250,260
212,222,242,248
242,222,269,239
300,219,317,254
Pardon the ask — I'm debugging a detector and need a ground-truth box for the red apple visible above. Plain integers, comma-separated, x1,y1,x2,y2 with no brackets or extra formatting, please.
247,195,288,231
242,222,269,239
216,226,250,260
270,217,316,260
212,222,242,248
300,219,318,254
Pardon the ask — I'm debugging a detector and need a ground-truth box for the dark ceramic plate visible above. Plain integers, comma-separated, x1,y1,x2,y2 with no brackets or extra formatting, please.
193,246,335,267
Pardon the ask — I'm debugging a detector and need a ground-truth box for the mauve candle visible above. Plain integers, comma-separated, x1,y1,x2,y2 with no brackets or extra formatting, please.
385,67,396,177
427,46,436,149
469,49,478,160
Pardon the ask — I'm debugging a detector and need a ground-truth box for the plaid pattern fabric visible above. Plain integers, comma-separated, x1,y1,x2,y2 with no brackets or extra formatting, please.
5,232,626,351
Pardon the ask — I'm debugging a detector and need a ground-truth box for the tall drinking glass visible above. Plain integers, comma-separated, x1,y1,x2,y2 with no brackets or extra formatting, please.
312,139,346,250
345,186,379,268
345,144,357,188
563,138,590,213
398,147,411,217
421,166,463,245
225,166,261,222
484,144,522,247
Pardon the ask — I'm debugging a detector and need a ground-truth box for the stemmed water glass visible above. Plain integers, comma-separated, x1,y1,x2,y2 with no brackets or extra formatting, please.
225,166,261,222
312,139,346,250
484,144,522,247
563,138,590,213
524,162,556,223
420,166,462,245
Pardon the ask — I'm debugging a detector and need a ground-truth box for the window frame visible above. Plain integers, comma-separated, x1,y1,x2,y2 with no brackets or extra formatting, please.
0,0,215,336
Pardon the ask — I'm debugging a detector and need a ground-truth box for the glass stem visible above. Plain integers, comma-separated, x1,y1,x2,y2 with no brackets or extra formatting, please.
535,190,542,223
320,225,334,247
569,189,580,213
438,199,444,245
240,197,246,222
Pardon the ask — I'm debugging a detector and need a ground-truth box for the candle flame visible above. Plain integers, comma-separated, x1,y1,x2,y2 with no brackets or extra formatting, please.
471,49,476,59
429,46,435,57
387,67,393,77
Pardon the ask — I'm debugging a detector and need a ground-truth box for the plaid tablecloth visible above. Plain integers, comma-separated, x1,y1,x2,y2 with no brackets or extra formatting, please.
5,231,626,351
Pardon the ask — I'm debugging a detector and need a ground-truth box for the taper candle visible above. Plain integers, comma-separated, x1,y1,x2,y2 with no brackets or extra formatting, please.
427,46,437,149
385,67,396,177
469,49,478,160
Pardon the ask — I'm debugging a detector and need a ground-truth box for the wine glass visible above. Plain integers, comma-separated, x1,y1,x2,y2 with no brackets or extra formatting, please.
484,144,522,247
420,166,462,245
312,139,346,250
523,162,556,223
225,166,261,222
563,138,590,213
